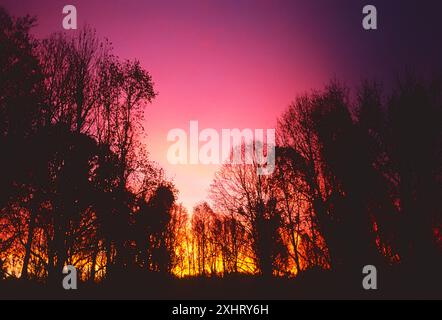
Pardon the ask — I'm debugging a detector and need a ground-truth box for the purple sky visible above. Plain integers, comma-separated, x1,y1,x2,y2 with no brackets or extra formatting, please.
2,0,441,211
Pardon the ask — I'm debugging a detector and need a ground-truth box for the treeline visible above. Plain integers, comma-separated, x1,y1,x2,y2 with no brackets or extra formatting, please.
0,8,183,283
1,8,441,287
186,80,442,280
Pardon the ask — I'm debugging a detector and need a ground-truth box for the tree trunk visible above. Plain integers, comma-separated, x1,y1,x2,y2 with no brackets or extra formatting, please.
21,206,37,279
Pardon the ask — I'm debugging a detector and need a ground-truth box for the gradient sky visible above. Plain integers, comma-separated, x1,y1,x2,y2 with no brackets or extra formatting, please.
2,0,442,212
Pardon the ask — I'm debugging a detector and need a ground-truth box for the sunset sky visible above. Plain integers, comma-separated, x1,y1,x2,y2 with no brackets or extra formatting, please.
3,0,441,211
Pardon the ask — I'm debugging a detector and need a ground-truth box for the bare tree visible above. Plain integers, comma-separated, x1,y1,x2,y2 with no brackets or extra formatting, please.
210,144,286,277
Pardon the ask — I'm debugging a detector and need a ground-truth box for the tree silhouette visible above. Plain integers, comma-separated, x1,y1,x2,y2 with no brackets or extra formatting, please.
385,75,442,280
210,144,288,277
136,184,176,273
0,8,174,286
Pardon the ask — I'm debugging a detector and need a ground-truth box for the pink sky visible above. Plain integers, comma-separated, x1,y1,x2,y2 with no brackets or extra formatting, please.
4,0,439,212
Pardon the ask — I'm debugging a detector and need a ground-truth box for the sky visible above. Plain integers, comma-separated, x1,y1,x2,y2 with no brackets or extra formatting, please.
2,0,442,212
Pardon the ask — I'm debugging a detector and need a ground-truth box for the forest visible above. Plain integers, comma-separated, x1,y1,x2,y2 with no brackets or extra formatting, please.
0,8,441,299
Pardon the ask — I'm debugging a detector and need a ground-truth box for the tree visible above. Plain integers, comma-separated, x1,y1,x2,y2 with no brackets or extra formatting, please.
0,10,162,283
277,95,332,272
385,75,442,276
136,185,176,273
210,144,287,277
167,204,189,277
0,8,45,279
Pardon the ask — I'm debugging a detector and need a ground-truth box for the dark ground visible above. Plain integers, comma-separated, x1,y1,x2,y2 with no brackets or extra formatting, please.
0,267,440,300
